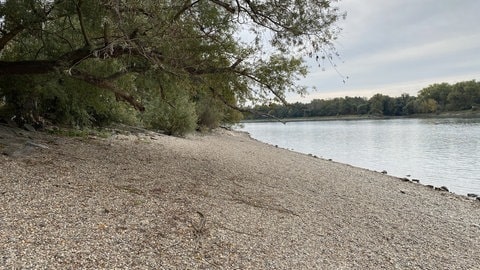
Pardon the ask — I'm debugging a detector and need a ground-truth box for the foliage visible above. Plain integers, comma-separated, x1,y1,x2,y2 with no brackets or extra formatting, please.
143,92,198,136
0,73,138,127
0,0,345,134
245,80,480,120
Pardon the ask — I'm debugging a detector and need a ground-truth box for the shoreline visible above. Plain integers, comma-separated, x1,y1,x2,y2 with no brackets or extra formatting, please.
241,110,480,123
1,128,480,268
240,130,470,197
238,117,480,197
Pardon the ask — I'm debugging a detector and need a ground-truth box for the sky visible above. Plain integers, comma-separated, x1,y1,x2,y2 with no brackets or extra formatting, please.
288,0,480,103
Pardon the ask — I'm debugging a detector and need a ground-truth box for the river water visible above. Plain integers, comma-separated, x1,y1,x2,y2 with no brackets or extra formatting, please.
238,118,480,196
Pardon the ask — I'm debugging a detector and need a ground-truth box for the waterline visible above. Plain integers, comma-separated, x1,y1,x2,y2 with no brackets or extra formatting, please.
238,118,480,196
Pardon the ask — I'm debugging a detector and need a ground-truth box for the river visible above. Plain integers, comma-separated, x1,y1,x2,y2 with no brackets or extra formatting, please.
237,118,480,196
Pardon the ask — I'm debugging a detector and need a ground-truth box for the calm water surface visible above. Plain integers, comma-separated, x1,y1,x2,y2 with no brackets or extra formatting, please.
238,118,480,196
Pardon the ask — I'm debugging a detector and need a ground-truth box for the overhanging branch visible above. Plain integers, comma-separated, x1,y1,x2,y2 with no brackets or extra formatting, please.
0,60,57,75
209,86,286,124
237,71,289,105
0,44,157,76
70,69,145,111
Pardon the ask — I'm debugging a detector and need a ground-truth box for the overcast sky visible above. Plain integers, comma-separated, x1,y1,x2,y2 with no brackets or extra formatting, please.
288,0,480,102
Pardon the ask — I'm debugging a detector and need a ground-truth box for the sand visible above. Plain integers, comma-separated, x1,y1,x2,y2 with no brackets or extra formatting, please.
1,126,479,269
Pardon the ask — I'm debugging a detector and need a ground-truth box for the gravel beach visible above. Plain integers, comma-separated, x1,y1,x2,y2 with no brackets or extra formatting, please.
1,127,479,269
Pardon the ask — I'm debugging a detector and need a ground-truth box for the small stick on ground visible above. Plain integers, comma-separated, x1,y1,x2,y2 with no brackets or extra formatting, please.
191,211,206,237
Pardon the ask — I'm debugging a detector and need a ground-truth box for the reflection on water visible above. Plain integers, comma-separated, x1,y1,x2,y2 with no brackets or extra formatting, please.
238,118,480,196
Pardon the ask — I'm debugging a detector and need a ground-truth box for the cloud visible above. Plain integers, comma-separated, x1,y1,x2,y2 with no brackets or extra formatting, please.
292,0,480,103
349,34,480,67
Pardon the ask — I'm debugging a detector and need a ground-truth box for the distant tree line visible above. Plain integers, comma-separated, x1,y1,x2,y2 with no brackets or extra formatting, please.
245,80,480,119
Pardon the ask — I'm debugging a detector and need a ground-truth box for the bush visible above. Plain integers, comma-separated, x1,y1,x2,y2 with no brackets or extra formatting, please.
0,73,140,128
196,98,222,130
143,90,197,136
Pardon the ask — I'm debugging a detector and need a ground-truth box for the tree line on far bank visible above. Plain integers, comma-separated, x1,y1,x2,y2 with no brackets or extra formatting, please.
244,80,480,120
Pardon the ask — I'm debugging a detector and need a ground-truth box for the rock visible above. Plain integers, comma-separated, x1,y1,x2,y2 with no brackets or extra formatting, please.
23,123,36,132
381,170,387,174
401,178,410,182
439,186,449,192
412,179,420,183
44,125,59,132
426,185,434,189
467,193,478,198
26,141,49,149
435,186,449,192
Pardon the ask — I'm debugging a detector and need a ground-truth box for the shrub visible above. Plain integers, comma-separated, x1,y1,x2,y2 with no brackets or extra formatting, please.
143,90,197,136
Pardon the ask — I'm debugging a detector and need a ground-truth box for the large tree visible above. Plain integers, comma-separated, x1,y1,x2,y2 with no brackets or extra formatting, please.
0,0,344,131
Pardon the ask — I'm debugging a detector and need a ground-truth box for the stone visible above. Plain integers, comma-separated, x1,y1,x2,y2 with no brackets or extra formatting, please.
467,193,478,198
412,179,420,183
439,186,449,192
26,141,49,149
381,170,388,174
23,123,36,132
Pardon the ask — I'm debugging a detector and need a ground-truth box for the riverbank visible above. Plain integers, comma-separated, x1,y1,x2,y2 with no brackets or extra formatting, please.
1,127,479,269
242,109,480,123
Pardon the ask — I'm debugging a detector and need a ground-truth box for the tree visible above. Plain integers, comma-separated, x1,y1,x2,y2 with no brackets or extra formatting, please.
414,98,438,114
395,93,415,115
418,83,451,111
368,94,394,116
447,80,480,111
0,0,345,132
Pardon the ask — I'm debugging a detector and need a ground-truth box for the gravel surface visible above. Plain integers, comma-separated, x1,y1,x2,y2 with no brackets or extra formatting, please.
1,127,479,269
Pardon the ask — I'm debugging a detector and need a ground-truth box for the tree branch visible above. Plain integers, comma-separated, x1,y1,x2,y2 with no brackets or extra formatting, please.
173,0,201,21
0,44,159,76
209,0,236,13
237,71,288,105
184,58,243,76
0,60,57,75
75,0,91,47
0,26,25,52
209,86,286,124
70,69,145,111
0,0,59,52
